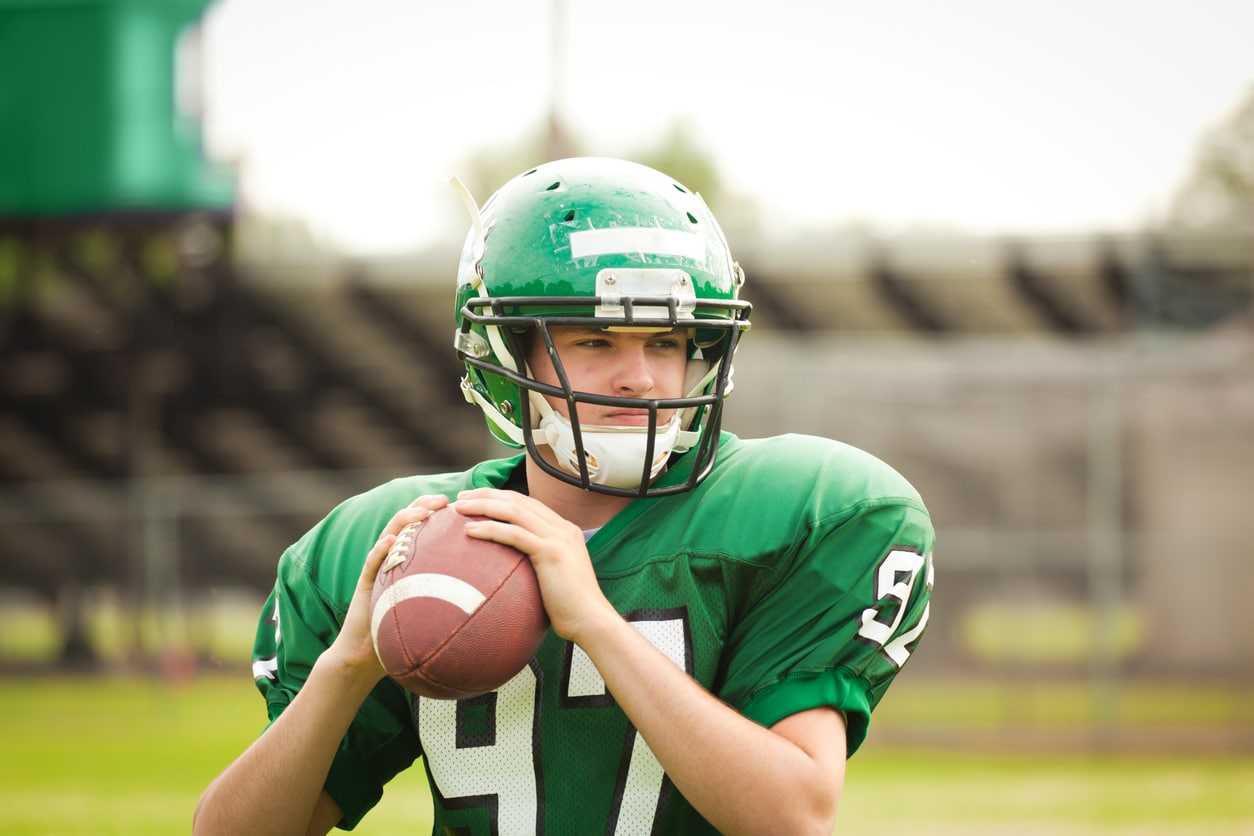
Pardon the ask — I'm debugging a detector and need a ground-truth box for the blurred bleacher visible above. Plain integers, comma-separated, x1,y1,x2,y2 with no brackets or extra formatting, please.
5,219,1249,510
0,213,484,596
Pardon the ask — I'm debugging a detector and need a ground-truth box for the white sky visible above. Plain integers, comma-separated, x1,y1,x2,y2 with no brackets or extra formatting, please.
199,0,1254,255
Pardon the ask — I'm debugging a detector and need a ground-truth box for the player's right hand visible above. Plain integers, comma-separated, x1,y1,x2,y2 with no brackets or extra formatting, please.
327,495,451,682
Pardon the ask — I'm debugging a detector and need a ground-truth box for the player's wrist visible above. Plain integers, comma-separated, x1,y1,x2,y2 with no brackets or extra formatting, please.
564,601,632,656
315,640,387,696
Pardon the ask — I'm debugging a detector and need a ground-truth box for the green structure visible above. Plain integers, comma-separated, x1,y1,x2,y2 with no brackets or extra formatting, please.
0,0,234,216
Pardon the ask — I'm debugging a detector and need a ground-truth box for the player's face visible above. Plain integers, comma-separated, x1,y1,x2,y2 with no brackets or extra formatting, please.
526,325,689,426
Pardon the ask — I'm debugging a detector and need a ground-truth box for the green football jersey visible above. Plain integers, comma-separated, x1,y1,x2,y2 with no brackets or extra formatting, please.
252,432,935,833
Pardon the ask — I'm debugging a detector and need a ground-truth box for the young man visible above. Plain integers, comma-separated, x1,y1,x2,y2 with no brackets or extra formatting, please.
194,158,935,835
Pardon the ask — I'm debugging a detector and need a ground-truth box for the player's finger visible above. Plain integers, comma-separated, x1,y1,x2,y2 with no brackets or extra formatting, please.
453,488,551,527
382,497,445,538
460,516,534,551
360,532,395,585
361,498,448,587
409,494,451,511
452,487,508,507
459,506,584,567
398,494,448,524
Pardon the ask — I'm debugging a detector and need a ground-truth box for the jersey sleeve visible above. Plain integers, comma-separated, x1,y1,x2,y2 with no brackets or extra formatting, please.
247,462,521,827
724,468,935,755
250,497,420,829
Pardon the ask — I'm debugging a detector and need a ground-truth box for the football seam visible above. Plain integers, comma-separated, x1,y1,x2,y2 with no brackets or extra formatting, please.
387,552,536,682
420,555,530,667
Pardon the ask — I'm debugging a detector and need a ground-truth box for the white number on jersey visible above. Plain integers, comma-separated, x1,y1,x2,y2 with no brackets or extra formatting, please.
857,548,932,667
415,613,691,835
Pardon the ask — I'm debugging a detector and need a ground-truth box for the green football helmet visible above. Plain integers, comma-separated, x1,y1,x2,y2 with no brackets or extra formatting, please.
453,157,752,498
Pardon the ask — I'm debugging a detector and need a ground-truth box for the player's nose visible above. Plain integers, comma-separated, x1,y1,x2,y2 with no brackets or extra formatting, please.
612,346,655,394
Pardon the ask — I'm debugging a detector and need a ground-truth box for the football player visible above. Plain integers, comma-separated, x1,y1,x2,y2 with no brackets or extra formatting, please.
195,157,935,835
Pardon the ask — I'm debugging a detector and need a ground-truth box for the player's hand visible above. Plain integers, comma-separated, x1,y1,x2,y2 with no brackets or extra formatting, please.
452,488,617,643
325,495,451,683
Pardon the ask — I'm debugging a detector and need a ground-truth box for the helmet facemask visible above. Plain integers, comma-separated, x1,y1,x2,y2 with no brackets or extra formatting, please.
458,295,748,498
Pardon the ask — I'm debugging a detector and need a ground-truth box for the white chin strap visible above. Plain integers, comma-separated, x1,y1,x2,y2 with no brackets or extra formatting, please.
533,396,684,489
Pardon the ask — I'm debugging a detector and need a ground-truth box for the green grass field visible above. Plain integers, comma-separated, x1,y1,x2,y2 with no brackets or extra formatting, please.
1,673,1251,835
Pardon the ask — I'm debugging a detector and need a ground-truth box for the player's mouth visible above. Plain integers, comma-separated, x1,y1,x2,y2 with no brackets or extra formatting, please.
598,408,674,428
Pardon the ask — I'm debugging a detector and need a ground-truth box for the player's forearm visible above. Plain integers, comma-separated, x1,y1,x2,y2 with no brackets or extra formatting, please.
193,652,379,836
575,614,843,836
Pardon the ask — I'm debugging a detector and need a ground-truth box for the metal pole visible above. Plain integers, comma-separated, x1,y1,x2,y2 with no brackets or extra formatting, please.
1087,347,1124,747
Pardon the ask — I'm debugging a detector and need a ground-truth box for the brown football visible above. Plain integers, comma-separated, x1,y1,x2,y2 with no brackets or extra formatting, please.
369,507,549,699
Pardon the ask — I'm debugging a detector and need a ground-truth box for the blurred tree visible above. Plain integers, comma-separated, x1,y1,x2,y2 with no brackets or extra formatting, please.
454,125,563,210
628,120,725,208
1168,86,1254,230
452,116,740,218
629,120,765,233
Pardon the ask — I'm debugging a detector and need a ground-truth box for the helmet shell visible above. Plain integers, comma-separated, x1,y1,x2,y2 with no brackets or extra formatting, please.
457,157,740,310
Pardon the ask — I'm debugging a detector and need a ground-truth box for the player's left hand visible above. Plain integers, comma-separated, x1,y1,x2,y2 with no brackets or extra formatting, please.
452,488,617,643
